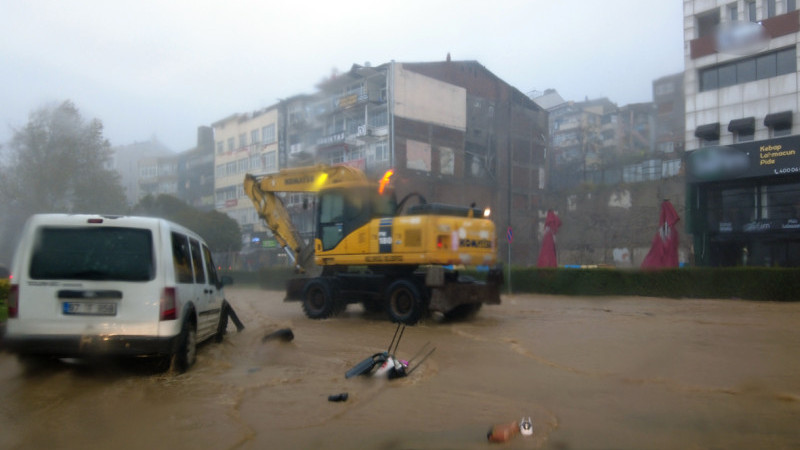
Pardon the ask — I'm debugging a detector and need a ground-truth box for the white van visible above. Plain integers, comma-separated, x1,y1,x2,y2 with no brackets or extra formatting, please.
3,214,233,372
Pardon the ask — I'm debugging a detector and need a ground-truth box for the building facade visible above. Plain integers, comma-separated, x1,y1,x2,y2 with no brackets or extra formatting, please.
684,0,800,266
110,138,173,205
212,106,280,237
177,126,216,211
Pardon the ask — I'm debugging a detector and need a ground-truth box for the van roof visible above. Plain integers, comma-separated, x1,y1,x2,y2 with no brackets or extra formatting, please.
26,214,201,239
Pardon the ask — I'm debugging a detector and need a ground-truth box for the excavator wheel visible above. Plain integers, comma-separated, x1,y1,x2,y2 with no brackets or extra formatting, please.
385,279,426,325
302,278,339,319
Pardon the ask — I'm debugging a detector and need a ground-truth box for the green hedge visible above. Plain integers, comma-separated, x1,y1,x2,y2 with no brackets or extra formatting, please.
512,267,800,301
227,266,800,302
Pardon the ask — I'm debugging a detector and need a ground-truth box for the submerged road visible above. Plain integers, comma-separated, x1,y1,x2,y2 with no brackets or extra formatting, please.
1,287,799,449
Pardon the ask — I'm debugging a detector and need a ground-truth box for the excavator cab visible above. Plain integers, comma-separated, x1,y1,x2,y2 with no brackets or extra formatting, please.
317,184,397,251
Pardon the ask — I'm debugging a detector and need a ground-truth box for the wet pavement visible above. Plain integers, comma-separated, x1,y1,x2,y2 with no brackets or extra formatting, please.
1,287,799,449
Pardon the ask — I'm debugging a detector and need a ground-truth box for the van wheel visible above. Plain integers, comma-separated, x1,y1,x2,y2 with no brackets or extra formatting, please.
172,320,197,373
302,279,338,319
386,279,425,325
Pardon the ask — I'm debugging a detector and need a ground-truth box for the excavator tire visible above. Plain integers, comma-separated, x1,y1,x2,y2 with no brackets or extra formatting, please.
385,279,426,325
302,278,338,319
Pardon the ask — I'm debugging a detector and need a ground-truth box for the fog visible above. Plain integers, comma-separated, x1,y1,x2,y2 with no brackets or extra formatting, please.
0,0,684,152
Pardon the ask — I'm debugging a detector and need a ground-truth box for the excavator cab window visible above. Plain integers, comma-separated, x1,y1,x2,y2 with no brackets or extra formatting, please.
318,186,396,251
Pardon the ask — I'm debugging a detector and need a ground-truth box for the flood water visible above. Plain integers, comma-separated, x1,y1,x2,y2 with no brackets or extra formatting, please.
1,287,799,449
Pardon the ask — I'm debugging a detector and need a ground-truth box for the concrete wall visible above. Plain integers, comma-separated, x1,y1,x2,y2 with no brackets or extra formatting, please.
543,177,690,267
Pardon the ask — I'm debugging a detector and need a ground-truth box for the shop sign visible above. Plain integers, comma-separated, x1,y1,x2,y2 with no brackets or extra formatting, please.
722,218,800,233
687,135,800,182
338,94,358,109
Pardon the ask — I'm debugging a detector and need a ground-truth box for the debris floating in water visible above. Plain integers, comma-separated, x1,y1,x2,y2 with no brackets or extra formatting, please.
327,393,348,402
262,328,294,343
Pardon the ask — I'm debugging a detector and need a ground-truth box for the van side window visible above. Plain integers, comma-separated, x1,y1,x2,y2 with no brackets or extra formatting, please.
171,232,194,283
189,238,206,284
202,244,220,287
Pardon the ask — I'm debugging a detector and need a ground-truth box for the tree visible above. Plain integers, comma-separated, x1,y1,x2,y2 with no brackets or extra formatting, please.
132,194,242,253
0,101,128,263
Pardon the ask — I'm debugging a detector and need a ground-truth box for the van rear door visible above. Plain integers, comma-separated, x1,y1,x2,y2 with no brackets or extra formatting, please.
21,224,158,335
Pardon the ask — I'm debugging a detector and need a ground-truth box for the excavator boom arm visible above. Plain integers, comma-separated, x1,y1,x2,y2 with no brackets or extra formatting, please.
243,164,369,272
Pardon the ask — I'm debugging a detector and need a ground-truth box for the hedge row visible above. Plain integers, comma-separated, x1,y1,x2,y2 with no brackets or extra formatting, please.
225,266,800,302
508,267,800,301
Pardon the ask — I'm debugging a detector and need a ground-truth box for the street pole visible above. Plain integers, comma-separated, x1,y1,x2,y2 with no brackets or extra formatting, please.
507,100,513,295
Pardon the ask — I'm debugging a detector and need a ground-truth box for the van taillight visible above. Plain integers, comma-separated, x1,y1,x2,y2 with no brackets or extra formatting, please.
160,287,178,321
8,284,19,318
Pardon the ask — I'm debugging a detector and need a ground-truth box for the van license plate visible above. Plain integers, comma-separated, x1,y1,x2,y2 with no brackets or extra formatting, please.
63,302,117,316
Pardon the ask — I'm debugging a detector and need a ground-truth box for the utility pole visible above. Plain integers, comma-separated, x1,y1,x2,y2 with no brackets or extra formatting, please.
506,99,513,294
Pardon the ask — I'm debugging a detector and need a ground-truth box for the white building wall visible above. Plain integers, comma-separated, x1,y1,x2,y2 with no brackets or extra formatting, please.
684,0,800,151
213,108,279,233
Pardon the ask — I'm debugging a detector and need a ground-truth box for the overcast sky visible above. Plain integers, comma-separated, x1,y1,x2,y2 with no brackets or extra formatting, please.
0,0,684,152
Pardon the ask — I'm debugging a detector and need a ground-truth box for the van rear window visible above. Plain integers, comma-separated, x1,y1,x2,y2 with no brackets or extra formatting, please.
30,227,155,281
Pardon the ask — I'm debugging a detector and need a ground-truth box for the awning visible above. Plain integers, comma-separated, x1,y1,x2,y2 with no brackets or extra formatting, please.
764,110,793,128
728,117,755,133
694,122,720,140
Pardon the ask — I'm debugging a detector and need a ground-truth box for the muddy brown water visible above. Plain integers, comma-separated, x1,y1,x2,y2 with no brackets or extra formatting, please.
1,288,799,449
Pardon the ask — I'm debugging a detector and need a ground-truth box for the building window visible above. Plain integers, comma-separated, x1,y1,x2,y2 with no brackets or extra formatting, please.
251,129,260,146
764,182,800,220
368,142,389,163
216,141,224,155
699,47,796,92
736,129,755,142
440,147,455,175
765,111,793,137
728,117,755,142
250,154,262,171
790,0,797,12
262,124,276,144
237,157,249,173
264,151,276,171
695,122,721,146
746,0,757,21
238,133,247,149
728,3,738,20
227,137,235,152
328,149,344,165
406,140,431,172
697,8,720,38
767,0,776,17
772,123,792,137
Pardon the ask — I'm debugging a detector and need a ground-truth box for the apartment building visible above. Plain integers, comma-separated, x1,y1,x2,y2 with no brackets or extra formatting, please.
177,126,215,211
212,106,279,236
684,0,800,266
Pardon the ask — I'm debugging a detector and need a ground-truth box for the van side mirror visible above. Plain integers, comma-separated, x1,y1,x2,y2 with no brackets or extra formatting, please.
218,275,233,289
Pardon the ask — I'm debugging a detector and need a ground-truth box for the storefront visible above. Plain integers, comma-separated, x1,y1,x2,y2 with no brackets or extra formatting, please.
686,135,800,267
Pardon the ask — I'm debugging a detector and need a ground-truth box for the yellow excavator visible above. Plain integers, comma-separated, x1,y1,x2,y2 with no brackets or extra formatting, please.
243,164,502,324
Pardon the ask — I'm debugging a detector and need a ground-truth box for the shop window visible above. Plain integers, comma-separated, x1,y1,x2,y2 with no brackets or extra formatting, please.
765,182,800,221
